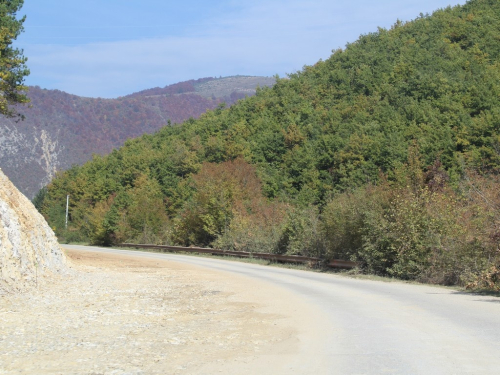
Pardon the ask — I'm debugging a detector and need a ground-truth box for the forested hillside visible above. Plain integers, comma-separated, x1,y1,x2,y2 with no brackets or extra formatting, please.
40,0,500,289
0,76,274,198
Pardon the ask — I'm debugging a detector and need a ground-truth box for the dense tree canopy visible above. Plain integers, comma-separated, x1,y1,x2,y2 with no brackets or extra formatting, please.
0,0,29,118
39,0,500,289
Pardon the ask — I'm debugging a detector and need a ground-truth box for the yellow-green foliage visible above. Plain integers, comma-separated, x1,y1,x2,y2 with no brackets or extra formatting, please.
115,174,171,245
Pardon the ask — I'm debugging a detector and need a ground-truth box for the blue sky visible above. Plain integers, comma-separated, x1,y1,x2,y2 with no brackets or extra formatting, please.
17,0,466,98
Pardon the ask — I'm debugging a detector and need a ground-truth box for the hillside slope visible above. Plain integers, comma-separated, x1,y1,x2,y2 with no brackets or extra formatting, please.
0,76,275,198
41,0,500,287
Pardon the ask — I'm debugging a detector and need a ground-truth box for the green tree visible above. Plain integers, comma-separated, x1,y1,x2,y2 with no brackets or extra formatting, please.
0,0,29,118
116,174,170,244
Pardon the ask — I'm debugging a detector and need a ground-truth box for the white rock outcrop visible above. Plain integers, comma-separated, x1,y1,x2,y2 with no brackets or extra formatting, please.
0,168,66,293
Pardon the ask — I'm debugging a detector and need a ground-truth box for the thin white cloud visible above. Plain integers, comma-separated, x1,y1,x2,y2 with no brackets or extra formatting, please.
21,0,465,98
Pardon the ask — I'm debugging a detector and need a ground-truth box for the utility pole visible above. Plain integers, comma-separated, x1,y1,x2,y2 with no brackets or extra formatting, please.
65,195,69,229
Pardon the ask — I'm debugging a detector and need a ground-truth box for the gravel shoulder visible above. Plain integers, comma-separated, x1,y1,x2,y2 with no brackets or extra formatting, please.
5,245,498,374
0,248,326,375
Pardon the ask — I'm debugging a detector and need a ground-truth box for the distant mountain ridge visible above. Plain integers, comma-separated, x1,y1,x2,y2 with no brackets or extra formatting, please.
125,76,275,100
0,76,275,198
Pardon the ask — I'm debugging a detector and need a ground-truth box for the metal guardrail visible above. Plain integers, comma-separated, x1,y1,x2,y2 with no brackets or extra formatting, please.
118,243,357,269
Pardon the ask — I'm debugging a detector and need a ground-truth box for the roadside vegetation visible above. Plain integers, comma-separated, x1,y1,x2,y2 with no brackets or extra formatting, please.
37,0,500,290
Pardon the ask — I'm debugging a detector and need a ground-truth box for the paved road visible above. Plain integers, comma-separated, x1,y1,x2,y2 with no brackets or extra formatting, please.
64,245,500,374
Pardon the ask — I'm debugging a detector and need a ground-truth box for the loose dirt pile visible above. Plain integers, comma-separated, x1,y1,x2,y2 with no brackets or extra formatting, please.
0,249,311,374
0,169,66,294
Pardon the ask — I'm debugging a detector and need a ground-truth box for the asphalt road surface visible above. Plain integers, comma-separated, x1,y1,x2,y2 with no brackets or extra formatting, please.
64,245,500,374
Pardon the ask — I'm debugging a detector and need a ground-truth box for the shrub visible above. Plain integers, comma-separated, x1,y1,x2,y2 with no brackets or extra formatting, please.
321,166,500,286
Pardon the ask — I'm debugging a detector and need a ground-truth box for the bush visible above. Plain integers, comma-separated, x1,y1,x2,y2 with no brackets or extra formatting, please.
275,207,325,257
321,184,390,268
321,165,500,286
213,201,286,253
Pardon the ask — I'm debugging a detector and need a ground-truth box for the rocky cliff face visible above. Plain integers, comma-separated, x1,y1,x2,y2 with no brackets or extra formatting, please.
0,169,67,294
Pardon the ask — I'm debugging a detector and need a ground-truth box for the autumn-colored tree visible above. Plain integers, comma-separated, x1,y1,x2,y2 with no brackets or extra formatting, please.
174,159,265,246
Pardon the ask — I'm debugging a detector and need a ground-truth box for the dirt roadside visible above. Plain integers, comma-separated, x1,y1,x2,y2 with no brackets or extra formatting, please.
0,248,327,375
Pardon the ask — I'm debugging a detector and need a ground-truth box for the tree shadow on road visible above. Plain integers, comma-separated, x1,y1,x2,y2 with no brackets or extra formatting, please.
451,289,500,302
